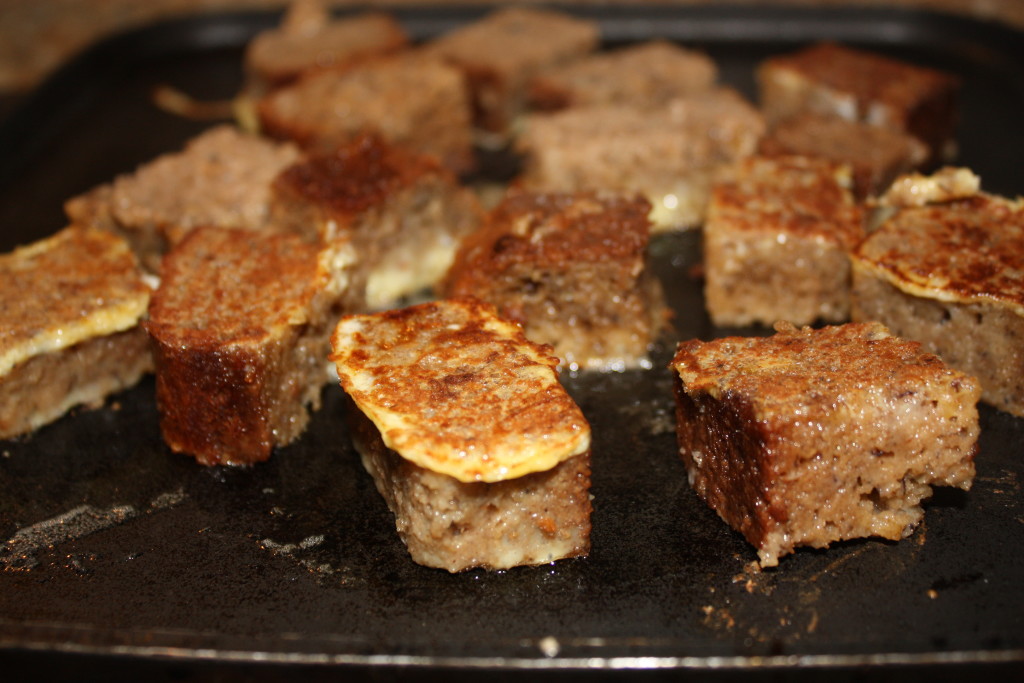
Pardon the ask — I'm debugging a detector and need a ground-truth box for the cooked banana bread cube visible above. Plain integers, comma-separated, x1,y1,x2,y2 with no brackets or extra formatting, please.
244,1,409,93
258,54,475,175
671,321,980,567
757,42,959,165
444,190,666,372
703,155,865,327
758,112,928,199
422,6,599,134
145,226,351,466
517,89,764,232
851,169,1024,416
331,298,592,572
270,133,481,312
64,125,301,272
528,39,717,111
0,226,153,439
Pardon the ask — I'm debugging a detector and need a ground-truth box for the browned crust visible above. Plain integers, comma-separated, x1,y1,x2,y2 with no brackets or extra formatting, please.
852,194,1024,311
671,322,980,566
146,227,341,465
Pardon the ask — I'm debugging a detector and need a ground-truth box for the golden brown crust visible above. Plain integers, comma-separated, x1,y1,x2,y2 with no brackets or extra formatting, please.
671,322,980,566
146,227,347,465
852,193,1024,315
0,226,151,376
331,298,591,483
272,132,447,221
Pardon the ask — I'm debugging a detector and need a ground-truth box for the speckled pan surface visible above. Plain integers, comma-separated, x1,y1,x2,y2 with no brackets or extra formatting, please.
0,5,1022,680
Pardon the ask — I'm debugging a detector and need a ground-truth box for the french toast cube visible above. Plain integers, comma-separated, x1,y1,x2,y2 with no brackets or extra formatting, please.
758,112,928,199
528,39,717,111
0,226,153,439
757,42,959,165
423,6,599,133
670,322,980,567
703,155,864,327
330,298,592,572
851,169,1024,416
243,1,409,93
444,190,666,372
64,125,301,273
517,89,764,232
269,133,482,312
257,54,475,175
145,226,352,466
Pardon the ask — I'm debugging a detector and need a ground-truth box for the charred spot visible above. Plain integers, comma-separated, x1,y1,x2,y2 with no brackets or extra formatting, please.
493,234,522,254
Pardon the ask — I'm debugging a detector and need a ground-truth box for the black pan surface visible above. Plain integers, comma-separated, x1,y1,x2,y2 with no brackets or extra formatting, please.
1,4,1022,681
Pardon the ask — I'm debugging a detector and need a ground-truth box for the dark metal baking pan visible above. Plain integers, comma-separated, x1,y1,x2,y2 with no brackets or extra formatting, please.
1,4,1023,681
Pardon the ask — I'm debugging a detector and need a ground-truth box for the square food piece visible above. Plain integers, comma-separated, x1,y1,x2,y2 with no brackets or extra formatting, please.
528,39,717,112
64,125,301,273
243,1,409,93
517,89,764,232
758,112,928,199
270,133,482,312
670,322,980,567
851,168,1024,416
145,227,352,466
444,190,666,372
331,298,592,572
757,42,959,165
422,6,599,133
703,155,865,327
257,54,475,175
0,227,153,439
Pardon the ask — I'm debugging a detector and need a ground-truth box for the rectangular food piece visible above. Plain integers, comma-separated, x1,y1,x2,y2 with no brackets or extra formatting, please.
145,226,351,466
444,190,666,372
270,132,481,312
703,155,865,327
0,226,153,439
758,112,928,199
243,1,409,93
528,39,717,112
257,53,475,175
330,298,592,572
64,125,301,272
851,168,1024,416
670,322,980,567
757,42,959,165
422,6,600,134
517,89,764,232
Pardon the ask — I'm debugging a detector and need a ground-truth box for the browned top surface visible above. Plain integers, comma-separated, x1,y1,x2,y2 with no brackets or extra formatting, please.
708,155,864,248
529,39,717,109
853,193,1024,313
147,226,329,344
330,297,591,482
758,41,959,112
0,226,150,374
244,4,409,86
272,132,443,216
671,321,978,421
446,190,651,292
422,6,599,77
104,125,301,239
257,53,467,145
